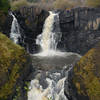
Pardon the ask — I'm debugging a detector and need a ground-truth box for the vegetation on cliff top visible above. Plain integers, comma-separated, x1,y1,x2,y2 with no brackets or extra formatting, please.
73,42,100,100
9,0,100,11
86,0,100,7
0,0,10,13
0,32,30,100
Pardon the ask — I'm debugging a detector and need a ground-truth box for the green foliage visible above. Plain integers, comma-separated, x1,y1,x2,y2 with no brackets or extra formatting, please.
0,32,29,100
13,86,21,100
0,0,10,12
24,81,30,91
73,42,100,100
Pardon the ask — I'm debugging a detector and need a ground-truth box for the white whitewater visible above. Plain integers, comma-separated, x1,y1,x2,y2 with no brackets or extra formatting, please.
28,66,72,100
36,11,62,56
10,13,21,44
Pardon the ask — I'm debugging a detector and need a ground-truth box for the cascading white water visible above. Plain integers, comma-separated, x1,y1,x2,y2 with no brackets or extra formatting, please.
28,66,73,100
10,13,21,44
36,11,62,56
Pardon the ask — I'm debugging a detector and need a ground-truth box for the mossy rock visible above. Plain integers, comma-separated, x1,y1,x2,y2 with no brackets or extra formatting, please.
73,42,100,100
0,32,31,100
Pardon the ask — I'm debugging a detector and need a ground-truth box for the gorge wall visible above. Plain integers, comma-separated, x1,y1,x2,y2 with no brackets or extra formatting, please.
2,7,100,55
59,7,100,55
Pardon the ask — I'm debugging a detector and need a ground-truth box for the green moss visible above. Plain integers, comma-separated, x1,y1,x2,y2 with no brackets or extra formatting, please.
73,42,100,100
0,32,30,100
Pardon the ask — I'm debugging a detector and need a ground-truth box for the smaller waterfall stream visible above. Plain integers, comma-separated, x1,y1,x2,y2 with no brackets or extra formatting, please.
10,13,21,44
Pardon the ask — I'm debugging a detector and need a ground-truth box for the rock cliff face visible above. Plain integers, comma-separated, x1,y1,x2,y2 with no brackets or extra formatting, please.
16,7,100,55
0,32,32,100
59,7,100,55
65,41,100,100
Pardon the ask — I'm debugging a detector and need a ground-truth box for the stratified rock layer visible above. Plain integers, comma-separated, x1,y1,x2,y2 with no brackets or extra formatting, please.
59,7,100,55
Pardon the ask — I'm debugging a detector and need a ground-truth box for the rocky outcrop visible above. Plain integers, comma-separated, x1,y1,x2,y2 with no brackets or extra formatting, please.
65,41,100,100
0,32,32,100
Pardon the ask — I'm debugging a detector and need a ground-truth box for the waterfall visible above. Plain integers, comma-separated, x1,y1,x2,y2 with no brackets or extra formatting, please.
10,13,21,44
36,11,62,56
